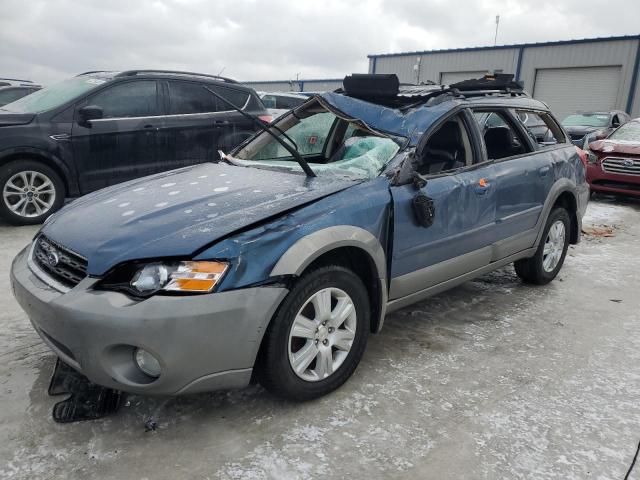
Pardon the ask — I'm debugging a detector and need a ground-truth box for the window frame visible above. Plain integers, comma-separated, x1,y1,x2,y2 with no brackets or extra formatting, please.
84,79,161,120
512,108,569,148
412,107,490,179
469,107,538,163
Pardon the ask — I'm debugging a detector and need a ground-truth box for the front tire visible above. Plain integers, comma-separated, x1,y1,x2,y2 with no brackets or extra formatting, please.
514,207,570,285
257,266,370,401
0,160,65,225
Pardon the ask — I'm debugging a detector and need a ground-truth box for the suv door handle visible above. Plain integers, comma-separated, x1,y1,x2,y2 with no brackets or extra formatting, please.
213,120,229,125
538,166,551,176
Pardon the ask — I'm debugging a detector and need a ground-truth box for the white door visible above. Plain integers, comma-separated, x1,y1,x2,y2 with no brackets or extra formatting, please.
533,66,622,120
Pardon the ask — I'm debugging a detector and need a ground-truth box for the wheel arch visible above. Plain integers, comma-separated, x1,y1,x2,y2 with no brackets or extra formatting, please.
535,180,580,247
270,226,388,333
0,147,75,196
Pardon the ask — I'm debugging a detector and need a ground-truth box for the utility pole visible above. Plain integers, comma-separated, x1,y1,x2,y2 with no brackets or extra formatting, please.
494,15,500,46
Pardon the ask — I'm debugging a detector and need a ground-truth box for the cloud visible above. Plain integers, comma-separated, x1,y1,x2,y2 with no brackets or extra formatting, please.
1,0,638,85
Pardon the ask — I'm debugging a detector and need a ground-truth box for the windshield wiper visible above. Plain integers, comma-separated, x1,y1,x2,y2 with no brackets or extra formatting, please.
202,86,315,177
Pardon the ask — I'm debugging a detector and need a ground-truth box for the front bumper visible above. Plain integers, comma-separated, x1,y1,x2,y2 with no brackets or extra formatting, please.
586,162,640,198
10,246,288,395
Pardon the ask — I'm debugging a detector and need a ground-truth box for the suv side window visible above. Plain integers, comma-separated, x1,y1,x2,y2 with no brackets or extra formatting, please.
473,110,528,160
88,81,158,118
207,85,250,111
515,110,567,147
417,113,474,175
168,81,216,115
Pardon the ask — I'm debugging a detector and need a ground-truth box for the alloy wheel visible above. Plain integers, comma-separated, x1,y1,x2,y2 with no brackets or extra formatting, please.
2,170,56,218
542,220,566,272
288,287,357,382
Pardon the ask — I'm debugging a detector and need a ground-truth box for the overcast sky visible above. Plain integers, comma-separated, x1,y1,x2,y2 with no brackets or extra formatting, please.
1,0,639,85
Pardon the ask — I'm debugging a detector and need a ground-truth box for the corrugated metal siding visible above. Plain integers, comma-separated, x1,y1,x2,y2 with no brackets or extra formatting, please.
419,49,520,84
520,39,638,110
243,79,343,93
533,66,622,119
370,48,519,84
243,81,301,92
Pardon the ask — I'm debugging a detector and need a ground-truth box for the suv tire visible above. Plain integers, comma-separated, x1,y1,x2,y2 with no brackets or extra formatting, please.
257,266,370,401
0,160,65,226
514,207,570,285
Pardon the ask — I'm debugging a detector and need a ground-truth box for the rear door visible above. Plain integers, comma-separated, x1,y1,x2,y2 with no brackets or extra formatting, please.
159,81,254,168
71,80,162,193
473,108,559,255
389,111,497,300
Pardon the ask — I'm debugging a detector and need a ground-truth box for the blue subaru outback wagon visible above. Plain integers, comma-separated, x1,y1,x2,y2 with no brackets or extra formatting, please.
11,74,589,400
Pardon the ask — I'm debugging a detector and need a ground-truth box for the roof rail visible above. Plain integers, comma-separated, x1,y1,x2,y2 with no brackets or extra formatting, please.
115,70,238,83
0,78,33,83
76,71,117,77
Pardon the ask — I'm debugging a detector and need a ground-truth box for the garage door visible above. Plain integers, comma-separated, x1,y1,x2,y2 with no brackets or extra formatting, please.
533,66,621,120
440,71,489,85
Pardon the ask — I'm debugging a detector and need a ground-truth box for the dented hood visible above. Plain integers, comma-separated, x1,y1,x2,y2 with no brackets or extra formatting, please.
589,139,640,156
42,163,354,276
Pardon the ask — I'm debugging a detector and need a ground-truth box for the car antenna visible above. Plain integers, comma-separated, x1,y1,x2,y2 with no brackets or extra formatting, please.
202,86,316,177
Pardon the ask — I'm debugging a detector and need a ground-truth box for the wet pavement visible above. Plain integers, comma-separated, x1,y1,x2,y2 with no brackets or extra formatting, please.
1,197,639,480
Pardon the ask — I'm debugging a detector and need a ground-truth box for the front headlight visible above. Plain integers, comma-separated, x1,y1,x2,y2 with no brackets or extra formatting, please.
99,260,229,297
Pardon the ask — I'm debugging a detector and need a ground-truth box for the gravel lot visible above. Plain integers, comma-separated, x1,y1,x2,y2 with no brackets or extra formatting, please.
1,197,639,480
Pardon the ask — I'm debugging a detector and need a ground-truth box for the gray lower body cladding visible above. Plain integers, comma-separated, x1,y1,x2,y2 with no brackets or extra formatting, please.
10,246,288,395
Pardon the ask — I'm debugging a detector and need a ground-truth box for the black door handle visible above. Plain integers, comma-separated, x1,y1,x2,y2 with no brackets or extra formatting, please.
143,124,155,129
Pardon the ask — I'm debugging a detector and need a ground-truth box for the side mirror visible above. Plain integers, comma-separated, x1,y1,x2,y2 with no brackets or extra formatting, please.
77,105,103,127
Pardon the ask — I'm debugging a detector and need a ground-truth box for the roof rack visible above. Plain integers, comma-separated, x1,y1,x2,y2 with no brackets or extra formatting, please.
76,71,118,77
115,70,238,83
0,78,33,83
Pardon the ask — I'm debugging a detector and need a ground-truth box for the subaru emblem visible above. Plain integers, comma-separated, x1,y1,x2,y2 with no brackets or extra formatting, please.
47,250,59,268
622,159,634,167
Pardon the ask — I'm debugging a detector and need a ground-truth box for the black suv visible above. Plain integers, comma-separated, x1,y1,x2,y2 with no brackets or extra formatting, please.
0,70,269,225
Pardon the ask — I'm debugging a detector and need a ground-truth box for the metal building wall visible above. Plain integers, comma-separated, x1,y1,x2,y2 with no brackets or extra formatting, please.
243,79,344,93
243,81,300,92
518,38,639,113
368,36,640,115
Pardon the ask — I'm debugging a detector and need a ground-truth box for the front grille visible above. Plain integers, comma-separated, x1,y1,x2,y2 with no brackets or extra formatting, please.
602,157,640,177
32,235,87,288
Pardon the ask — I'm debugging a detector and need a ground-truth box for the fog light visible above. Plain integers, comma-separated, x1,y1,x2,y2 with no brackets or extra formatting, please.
134,348,162,378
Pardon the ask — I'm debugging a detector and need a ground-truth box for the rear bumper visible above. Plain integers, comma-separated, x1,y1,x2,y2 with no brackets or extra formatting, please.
586,162,640,197
10,245,288,395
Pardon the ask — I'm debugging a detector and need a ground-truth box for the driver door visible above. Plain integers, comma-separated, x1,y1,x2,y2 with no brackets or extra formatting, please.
389,111,497,300
71,80,163,193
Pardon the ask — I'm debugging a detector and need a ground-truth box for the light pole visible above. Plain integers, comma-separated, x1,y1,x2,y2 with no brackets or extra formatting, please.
494,15,500,46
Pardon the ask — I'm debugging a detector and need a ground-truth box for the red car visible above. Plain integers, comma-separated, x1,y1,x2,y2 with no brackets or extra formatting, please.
585,119,640,198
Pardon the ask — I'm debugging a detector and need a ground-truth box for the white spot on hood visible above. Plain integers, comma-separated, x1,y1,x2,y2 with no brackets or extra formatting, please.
214,187,229,192
198,175,208,179
161,182,176,188
207,202,217,207
155,202,168,207
168,191,180,196
133,187,144,192
103,198,117,204
122,210,135,217
118,202,130,208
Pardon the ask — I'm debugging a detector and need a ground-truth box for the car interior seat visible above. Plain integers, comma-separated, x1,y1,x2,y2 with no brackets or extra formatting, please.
419,121,466,174
484,127,523,159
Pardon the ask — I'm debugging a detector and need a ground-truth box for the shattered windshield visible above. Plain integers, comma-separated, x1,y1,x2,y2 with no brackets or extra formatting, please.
608,122,640,142
562,113,610,127
231,103,401,180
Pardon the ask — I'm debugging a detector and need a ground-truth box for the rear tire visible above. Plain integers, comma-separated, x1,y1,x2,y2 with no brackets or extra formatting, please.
0,160,65,225
257,266,370,401
514,207,570,285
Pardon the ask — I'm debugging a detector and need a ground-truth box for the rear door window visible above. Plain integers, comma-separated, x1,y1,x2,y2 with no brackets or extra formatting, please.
168,81,216,114
472,110,529,160
207,85,250,111
515,110,567,147
88,80,158,118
